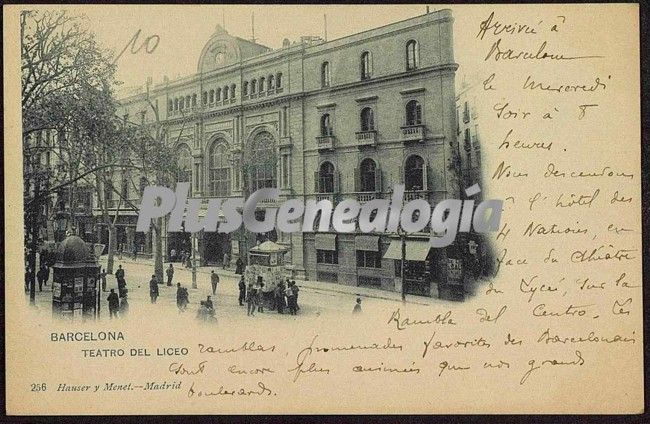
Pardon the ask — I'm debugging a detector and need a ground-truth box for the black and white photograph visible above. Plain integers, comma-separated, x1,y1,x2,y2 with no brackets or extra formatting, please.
5,3,643,415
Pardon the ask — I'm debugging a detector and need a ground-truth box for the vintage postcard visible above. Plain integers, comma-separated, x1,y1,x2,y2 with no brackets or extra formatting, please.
4,3,643,415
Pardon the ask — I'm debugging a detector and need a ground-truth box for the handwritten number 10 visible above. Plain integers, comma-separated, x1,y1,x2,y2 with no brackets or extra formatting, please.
114,29,160,64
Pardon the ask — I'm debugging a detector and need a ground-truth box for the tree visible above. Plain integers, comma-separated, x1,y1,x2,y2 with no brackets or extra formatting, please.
21,9,119,302
127,87,185,284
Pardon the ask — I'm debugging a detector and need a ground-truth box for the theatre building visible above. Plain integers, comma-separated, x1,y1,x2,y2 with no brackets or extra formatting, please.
113,9,467,299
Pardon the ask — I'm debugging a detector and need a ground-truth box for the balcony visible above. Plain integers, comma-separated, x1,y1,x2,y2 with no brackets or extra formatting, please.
355,192,381,203
315,193,334,203
404,190,429,202
316,135,335,151
400,125,425,143
355,130,377,147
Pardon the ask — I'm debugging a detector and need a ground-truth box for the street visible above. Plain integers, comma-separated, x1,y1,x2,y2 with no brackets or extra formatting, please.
27,258,440,324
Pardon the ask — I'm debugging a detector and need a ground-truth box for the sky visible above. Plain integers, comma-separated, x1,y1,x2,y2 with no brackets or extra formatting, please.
67,4,480,92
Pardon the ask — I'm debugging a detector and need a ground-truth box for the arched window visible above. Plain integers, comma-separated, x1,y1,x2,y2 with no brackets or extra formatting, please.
243,81,249,96
276,73,283,88
319,161,335,193
202,92,207,105
209,90,214,103
360,51,372,80
230,84,236,98
405,155,424,191
192,94,197,107
223,86,229,100
405,100,422,126
259,77,265,92
360,158,376,192
208,142,231,196
360,107,375,131
248,131,277,191
185,95,191,107
168,100,173,112
174,98,179,110
216,88,222,102
179,97,184,110
406,40,419,70
176,145,192,184
321,62,330,87
251,79,257,94
320,114,332,136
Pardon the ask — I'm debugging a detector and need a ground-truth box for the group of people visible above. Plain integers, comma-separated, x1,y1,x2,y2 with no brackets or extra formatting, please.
241,277,300,317
169,249,193,268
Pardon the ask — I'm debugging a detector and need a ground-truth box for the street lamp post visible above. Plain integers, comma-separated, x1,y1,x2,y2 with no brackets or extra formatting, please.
397,227,406,303
191,234,197,289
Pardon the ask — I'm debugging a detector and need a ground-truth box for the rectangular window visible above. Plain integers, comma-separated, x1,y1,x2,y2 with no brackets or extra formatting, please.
356,250,381,268
317,249,338,264
210,168,231,197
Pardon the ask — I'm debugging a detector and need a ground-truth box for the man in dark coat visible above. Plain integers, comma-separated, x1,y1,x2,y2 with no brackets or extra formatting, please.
238,276,246,306
115,265,125,282
177,283,189,312
235,257,244,275
166,264,174,286
37,264,47,292
43,262,50,286
275,282,286,314
100,269,107,292
211,270,219,295
149,274,159,303
107,289,119,318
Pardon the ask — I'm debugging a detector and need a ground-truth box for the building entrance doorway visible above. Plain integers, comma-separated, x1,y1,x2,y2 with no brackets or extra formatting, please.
203,232,230,265
167,231,191,262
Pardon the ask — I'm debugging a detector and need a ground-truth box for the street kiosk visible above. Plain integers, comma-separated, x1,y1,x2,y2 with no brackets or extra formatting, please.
52,236,101,319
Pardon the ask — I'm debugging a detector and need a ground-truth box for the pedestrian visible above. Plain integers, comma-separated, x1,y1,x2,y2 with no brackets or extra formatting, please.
100,268,107,292
37,264,47,292
43,262,50,286
246,283,256,316
353,297,362,314
149,274,159,303
263,281,275,310
170,248,177,262
257,280,265,313
238,276,246,306
291,280,300,311
115,265,127,297
176,283,183,312
119,294,129,316
133,245,138,261
235,257,244,275
115,264,125,283
211,270,219,295
177,283,189,312
223,252,229,269
287,282,298,315
107,289,119,319
166,263,174,286
275,282,286,314
205,295,214,311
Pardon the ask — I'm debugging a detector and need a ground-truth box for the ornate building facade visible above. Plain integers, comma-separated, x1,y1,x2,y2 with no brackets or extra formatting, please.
108,9,464,298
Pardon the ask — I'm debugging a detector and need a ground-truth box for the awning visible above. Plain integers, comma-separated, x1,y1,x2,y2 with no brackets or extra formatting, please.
314,233,337,251
355,235,379,251
383,240,431,261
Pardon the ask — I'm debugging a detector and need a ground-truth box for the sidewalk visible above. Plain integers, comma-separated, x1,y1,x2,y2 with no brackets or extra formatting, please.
105,256,439,307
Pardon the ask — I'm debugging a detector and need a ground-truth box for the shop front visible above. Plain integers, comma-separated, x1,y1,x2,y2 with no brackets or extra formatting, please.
384,239,433,297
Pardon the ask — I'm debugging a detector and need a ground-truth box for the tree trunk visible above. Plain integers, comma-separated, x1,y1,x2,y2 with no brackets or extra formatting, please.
107,223,116,274
153,217,164,284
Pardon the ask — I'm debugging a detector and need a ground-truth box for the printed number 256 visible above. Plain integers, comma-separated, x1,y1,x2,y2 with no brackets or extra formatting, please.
31,383,46,392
